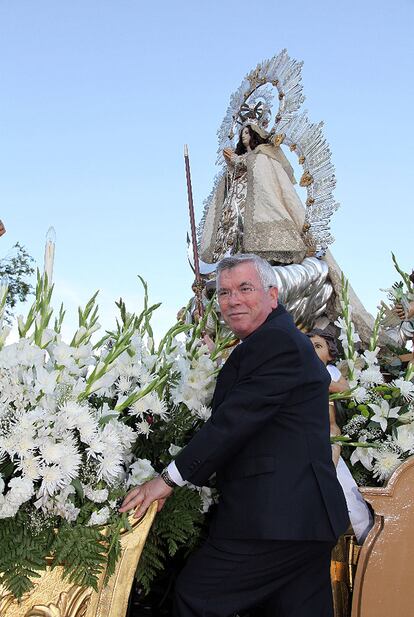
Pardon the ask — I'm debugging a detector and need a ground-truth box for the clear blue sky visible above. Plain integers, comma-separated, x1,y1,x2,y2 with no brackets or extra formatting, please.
1,0,413,339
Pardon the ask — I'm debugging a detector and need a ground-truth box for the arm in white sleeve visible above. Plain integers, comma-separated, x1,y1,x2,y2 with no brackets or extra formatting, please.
167,460,187,486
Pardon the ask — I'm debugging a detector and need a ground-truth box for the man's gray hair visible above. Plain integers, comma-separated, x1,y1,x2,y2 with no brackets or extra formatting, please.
216,254,278,288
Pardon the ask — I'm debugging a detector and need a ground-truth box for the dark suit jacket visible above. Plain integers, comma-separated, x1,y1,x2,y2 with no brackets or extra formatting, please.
175,305,349,542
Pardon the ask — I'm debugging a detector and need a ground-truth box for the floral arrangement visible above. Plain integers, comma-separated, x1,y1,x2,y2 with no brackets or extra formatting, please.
0,268,233,600
332,262,414,487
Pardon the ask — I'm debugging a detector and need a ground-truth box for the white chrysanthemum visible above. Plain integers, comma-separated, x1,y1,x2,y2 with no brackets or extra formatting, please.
17,454,42,481
87,506,110,526
398,405,414,424
38,464,68,496
98,450,124,485
352,386,369,403
372,449,403,482
116,376,133,394
136,420,152,437
193,405,211,421
111,422,136,451
39,439,67,465
128,458,156,486
76,412,99,444
359,365,384,386
391,378,414,401
199,486,214,513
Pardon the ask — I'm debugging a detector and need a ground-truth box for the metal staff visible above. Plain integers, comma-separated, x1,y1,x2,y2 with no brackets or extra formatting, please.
184,144,204,318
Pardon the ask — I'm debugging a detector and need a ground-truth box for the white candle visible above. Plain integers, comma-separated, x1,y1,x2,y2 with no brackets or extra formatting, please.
44,227,56,284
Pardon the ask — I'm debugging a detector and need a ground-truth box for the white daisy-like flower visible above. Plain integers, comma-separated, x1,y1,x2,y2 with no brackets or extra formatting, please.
193,405,211,421
391,377,414,401
39,439,67,465
116,376,133,395
17,454,42,481
98,450,124,485
136,420,152,437
372,449,403,482
38,464,68,496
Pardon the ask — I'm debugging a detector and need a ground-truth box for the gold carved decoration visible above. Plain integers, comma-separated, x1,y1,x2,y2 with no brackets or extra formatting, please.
299,171,314,187
26,586,91,617
272,133,285,147
0,502,157,617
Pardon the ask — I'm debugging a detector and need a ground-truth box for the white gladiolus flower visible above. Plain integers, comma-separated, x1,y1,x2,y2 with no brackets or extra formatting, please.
88,370,118,395
87,506,110,526
362,348,380,366
40,329,56,348
51,342,76,368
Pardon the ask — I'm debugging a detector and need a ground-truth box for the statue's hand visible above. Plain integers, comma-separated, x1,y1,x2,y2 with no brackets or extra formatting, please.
223,148,234,162
394,303,406,321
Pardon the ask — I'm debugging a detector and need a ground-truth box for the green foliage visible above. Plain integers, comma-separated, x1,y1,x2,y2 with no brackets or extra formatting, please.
0,242,35,323
0,513,54,599
137,488,205,594
51,523,108,590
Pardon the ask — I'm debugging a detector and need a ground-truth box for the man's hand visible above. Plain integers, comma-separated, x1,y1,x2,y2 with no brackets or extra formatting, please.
119,476,173,518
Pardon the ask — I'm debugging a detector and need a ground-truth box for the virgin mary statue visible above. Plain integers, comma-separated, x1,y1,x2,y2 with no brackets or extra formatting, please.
199,123,308,265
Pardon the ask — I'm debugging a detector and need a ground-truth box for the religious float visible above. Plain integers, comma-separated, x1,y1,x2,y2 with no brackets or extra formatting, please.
0,51,413,617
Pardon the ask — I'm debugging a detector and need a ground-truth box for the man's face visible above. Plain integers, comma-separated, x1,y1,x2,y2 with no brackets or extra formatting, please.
218,263,278,339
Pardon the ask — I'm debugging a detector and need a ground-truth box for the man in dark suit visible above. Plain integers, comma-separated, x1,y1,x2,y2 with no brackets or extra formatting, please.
120,253,349,616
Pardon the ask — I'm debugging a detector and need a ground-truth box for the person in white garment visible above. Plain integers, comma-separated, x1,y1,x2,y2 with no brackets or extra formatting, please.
308,328,373,544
